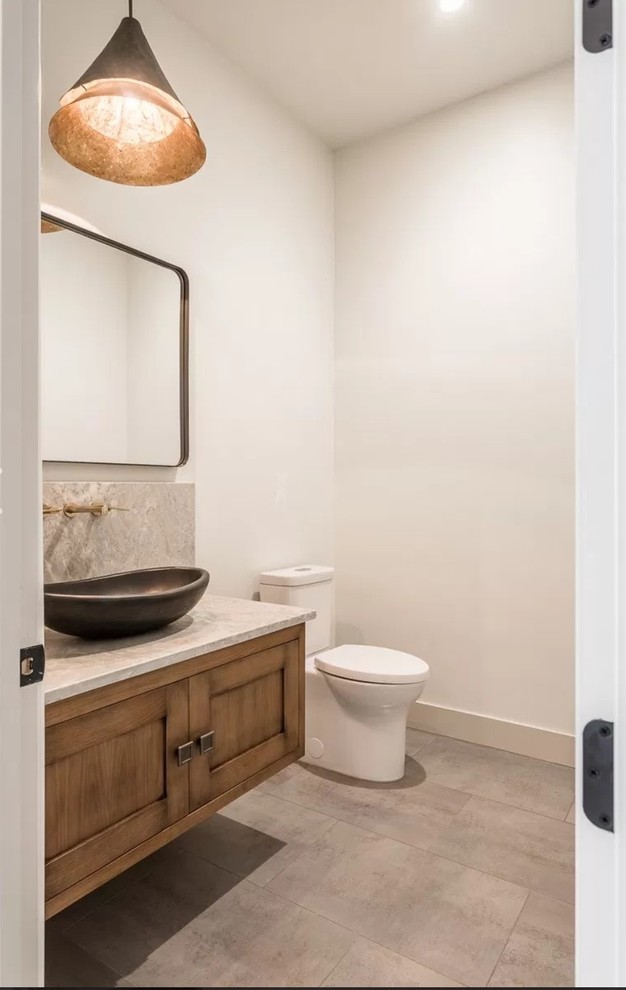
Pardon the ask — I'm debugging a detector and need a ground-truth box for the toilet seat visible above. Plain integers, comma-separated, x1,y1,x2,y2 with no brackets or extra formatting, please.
313,644,429,685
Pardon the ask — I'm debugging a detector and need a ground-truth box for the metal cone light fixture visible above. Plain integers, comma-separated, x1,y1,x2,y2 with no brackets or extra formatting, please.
48,2,206,186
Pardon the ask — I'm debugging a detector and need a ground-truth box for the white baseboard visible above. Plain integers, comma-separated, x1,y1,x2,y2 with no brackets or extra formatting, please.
408,701,575,767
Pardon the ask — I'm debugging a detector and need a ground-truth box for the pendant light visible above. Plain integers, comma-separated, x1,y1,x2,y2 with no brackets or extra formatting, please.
48,1,206,186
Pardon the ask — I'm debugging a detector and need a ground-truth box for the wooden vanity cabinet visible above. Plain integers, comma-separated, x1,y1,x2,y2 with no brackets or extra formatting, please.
44,624,305,918
189,639,300,809
45,682,189,903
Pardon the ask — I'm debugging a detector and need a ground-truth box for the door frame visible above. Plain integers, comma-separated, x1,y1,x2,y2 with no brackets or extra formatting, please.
1,0,626,986
0,0,44,986
576,0,626,985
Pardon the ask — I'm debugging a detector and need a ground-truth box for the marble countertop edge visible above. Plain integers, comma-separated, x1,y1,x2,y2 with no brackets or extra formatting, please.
44,595,315,705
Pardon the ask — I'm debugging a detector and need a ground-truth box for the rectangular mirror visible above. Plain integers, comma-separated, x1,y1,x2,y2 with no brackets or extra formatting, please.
40,212,189,466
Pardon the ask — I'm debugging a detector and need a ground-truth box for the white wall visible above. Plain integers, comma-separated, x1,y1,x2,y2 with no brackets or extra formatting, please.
334,64,574,735
41,0,335,597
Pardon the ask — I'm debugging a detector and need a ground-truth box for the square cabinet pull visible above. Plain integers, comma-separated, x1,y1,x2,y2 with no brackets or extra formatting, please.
199,731,214,755
177,741,194,766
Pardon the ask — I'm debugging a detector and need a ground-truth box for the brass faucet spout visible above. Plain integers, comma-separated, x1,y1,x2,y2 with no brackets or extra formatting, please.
62,501,129,518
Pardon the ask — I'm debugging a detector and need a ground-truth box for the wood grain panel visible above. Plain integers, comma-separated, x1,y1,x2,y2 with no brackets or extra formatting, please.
189,638,300,809
46,801,169,900
212,669,284,766
46,690,166,765
209,734,290,797
208,646,289,694
163,679,190,824
297,624,305,751
46,719,165,860
45,682,189,901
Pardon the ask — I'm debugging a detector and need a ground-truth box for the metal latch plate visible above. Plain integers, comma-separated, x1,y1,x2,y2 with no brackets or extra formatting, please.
20,644,45,686
582,0,612,54
583,719,614,831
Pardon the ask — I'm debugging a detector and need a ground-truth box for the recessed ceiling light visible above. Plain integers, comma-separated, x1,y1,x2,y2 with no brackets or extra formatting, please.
439,0,465,12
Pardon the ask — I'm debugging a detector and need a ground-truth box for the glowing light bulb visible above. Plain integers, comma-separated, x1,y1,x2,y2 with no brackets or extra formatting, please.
439,0,465,12
79,95,177,145
48,12,206,185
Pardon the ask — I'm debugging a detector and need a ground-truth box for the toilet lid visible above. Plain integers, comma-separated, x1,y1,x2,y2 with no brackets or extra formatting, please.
314,644,429,684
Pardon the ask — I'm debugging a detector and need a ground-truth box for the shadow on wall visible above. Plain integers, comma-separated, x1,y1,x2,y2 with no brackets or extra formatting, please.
335,621,365,645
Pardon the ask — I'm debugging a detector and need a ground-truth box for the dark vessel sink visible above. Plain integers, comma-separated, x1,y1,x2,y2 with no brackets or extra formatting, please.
44,567,210,640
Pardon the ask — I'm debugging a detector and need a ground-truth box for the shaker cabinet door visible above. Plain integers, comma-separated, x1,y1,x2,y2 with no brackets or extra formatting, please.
188,639,301,810
45,682,189,902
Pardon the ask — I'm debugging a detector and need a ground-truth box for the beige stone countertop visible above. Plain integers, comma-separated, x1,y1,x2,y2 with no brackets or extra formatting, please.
44,594,314,705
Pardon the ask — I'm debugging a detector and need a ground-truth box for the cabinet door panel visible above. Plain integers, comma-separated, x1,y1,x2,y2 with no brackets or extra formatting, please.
212,668,284,765
189,639,300,810
46,719,165,859
45,681,189,901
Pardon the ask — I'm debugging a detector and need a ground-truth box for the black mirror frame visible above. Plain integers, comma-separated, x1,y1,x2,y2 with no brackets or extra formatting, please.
40,210,189,468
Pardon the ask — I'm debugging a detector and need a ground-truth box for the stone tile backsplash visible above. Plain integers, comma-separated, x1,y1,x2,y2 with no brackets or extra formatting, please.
43,481,195,583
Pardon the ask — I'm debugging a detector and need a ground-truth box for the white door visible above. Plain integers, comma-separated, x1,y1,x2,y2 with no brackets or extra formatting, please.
0,0,44,986
577,0,626,985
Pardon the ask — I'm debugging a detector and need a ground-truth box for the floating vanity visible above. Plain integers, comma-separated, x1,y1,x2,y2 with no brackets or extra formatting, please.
44,595,312,918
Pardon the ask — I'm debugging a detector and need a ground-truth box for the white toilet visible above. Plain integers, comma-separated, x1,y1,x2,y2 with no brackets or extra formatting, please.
259,565,430,782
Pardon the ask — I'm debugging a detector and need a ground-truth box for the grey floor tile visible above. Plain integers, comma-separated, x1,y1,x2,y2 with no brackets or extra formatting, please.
173,787,337,886
46,930,132,988
268,818,527,987
565,802,575,824
415,736,574,819
48,739,575,988
47,849,163,933
406,727,437,756
431,796,574,903
322,937,464,987
65,846,355,987
488,893,574,987
261,759,470,852
515,891,574,941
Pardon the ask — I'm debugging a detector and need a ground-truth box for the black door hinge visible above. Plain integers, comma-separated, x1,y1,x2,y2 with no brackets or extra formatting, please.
20,643,45,686
583,719,614,831
583,0,612,53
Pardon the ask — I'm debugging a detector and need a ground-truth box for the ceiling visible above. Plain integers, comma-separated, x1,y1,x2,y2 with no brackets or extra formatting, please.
164,0,573,148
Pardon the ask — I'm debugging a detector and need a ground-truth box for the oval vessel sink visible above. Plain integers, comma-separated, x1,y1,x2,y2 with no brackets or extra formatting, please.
44,566,210,640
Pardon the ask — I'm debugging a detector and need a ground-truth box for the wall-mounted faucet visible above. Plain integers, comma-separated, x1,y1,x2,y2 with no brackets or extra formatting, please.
42,501,129,518
63,501,129,518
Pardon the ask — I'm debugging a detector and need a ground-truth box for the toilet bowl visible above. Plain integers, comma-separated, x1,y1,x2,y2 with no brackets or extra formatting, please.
303,645,429,781
259,566,430,782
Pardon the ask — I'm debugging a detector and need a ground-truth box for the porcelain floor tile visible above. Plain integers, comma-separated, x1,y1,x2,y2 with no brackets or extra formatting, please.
261,759,470,851
321,937,465,987
406,727,437,756
268,818,528,987
488,893,574,987
65,847,354,988
173,787,337,886
47,852,158,934
49,736,576,989
431,796,574,903
45,931,132,988
415,736,574,819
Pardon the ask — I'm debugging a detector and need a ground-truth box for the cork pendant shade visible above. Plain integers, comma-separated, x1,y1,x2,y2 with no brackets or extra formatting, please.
49,7,206,186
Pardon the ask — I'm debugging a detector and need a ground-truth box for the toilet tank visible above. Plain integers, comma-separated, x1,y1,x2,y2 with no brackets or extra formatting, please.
259,565,334,655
